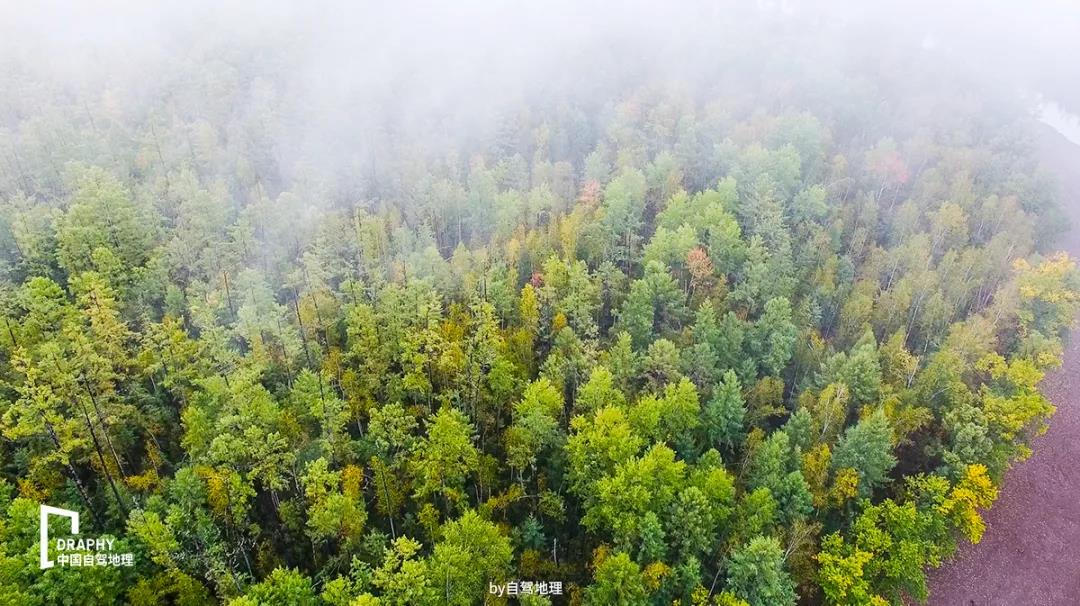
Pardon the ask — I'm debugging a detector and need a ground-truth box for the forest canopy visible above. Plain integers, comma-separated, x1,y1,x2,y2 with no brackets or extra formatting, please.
1,2,1079,605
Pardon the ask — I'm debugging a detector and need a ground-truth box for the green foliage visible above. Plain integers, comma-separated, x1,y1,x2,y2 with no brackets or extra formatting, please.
428,511,513,606
575,366,626,414
727,536,798,606
506,377,564,471
410,408,479,508
817,334,882,406
228,568,317,606
750,297,798,377
703,370,747,451
583,443,686,549
747,431,813,525
831,411,897,500
585,551,648,606
0,28,1075,606
601,169,648,268
617,261,689,349
55,167,156,279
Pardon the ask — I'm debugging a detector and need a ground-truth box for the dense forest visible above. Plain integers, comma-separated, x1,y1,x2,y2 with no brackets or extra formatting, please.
1,4,1080,605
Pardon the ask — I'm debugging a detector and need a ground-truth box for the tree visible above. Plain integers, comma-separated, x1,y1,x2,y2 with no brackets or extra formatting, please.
1013,253,1080,339
702,370,747,451
575,366,627,414
54,167,155,279
368,402,419,459
837,495,951,604
0,192,60,279
428,510,513,606
667,486,717,560
942,464,998,543
716,310,755,382
749,297,797,377
816,334,882,407
409,408,480,510
586,551,649,606
815,533,883,606
642,224,697,275
566,406,644,499
726,536,797,606
371,537,438,605
538,256,601,338
641,338,683,389
747,431,813,524
506,377,564,473
583,444,686,549
230,568,317,606
601,169,648,269
629,378,700,455
300,458,366,548
602,332,640,395
291,369,350,458
977,353,1055,464
831,411,897,499
617,261,689,349
683,300,723,389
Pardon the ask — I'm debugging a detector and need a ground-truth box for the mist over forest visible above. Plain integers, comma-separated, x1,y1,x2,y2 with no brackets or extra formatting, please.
0,2,1079,605
4,0,1080,206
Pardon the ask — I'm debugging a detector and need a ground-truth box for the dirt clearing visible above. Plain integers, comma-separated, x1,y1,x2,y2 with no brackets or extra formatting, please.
926,125,1080,605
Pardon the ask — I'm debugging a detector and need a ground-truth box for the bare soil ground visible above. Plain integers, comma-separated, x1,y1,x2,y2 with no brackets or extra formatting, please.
925,125,1080,605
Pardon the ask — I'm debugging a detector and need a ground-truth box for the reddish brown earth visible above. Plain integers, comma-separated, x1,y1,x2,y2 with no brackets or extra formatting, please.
925,125,1080,605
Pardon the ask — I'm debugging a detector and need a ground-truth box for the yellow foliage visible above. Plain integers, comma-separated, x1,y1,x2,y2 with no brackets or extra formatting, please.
519,549,545,578
690,585,711,606
18,478,47,502
198,466,230,518
977,354,1055,444
1015,253,1080,304
519,283,540,335
278,411,305,446
977,353,1042,390
802,444,832,508
559,212,583,260
830,467,860,507
552,312,568,333
806,383,850,445
816,542,873,602
944,464,998,543
879,330,919,389
487,484,526,513
713,593,751,606
590,544,611,571
126,469,160,492
342,464,363,499
418,502,441,538
145,438,164,469
743,427,766,462
880,396,932,447
1013,253,1080,333
642,561,671,591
